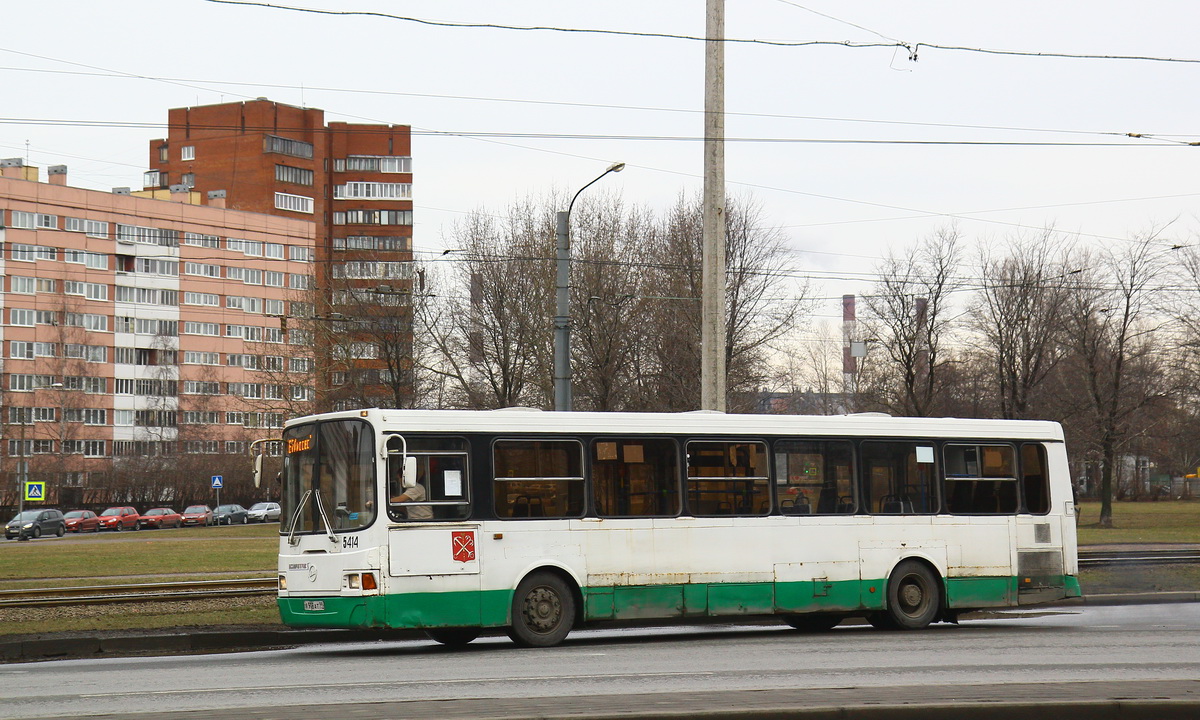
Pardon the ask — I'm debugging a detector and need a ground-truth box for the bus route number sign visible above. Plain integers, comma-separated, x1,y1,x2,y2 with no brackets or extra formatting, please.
452,531,475,563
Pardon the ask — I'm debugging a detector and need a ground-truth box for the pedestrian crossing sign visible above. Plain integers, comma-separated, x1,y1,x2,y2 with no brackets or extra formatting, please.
24,481,45,502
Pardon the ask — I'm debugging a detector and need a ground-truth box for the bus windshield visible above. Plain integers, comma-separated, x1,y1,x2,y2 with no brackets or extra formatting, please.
281,419,376,535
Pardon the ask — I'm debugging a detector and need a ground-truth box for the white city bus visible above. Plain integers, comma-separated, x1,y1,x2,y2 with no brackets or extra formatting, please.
273,408,1079,647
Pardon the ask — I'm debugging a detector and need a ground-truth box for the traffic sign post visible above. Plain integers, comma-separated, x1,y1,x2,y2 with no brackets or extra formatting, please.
212,475,223,508
24,480,45,502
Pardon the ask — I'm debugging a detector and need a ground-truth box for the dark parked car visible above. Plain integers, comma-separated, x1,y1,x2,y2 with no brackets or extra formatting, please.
213,504,249,525
5,509,66,540
64,510,100,533
97,506,140,531
181,505,214,526
138,508,182,529
247,502,281,523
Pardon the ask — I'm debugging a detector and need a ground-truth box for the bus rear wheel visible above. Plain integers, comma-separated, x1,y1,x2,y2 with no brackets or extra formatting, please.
425,627,481,647
508,572,575,648
881,560,940,630
782,613,842,632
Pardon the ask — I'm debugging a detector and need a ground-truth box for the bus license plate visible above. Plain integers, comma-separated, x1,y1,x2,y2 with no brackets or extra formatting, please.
304,600,325,611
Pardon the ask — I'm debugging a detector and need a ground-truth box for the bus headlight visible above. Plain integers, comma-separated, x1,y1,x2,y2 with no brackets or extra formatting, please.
278,575,287,591
346,573,361,589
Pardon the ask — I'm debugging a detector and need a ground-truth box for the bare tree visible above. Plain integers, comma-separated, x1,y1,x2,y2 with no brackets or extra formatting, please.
1058,235,1171,527
861,227,964,417
967,230,1076,419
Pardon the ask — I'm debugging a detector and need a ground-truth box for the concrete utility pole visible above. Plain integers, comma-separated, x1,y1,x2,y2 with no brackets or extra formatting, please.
700,0,727,412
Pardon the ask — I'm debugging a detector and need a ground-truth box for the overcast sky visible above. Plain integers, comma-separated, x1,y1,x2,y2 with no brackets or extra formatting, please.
3,1,1199,326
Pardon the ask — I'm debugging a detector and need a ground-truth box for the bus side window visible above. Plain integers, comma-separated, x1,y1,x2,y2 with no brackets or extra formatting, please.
1022,443,1050,514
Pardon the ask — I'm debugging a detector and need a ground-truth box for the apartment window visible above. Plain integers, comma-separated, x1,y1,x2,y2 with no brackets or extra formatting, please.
264,271,285,288
144,170,165,188
115,378,134,395
84,441,106,458
184,351,220,365
33,407,56,422
11,276,34,294
34,214,57,229
333,209,413,226
183,321,220,336
64,376,105,394
158,145,169,162
135,258,178,276
275,164,314,186
244,269,263,285
65,313,108,331
36,311,59,326
66,250,108,270
243,240,263,257
345,155,412,173
181,145,195,161
334,182,412,200
264,135,314,159
274,192,314,214
263,355,284,371
184,292,219,307
113,410,134,426
289,273,313,290
333,261,412,280
290,357,313,373
65,408,107,425
11,243,37,261
184,233,220,249
10,308,35,326
86,220,109,238
264,299,284,316
289,246,314,262
264,242,284,259
64,344,107,363
185,262,221,278
10,211,35,229
10,341,33,359
8,407,32,425
335,235,410,252
65,281,108,301
226,266,244,281
10,374,53,391
263,327,283,343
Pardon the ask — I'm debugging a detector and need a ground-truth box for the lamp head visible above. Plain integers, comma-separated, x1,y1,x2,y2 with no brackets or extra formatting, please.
607,162,626,173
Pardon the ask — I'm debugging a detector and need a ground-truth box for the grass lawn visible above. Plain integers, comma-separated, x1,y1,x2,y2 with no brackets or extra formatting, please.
1075,500,1200,545
0,523,278,584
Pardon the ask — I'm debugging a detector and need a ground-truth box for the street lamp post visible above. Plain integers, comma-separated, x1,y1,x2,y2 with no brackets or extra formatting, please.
554,162,625,412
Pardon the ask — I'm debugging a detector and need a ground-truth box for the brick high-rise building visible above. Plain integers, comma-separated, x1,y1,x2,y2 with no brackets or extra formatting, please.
146,99,415,411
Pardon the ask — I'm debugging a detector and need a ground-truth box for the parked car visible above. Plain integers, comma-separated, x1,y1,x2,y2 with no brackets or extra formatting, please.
5,509,66,540
213,504,249,525
138,507,182,529
181,505,214,526
247,502,281,523
63,509,100,533
97,506,140,531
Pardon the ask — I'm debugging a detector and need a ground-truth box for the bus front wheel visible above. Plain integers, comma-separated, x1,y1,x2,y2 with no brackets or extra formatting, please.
425,627,481,647
881,560,941,630
508,571,575,648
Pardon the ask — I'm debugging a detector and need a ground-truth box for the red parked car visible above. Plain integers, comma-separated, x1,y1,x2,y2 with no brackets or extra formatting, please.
63,510,100,533
181,505,214,526
138,508,182,529
97,506,140,531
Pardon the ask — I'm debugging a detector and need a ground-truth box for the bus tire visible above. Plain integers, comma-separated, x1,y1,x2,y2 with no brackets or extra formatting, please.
782,613,842,632
508,571,575,648
883,560,941,630
425,627,481,647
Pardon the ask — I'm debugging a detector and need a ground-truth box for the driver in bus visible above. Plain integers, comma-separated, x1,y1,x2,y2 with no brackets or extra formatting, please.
391,466,433,520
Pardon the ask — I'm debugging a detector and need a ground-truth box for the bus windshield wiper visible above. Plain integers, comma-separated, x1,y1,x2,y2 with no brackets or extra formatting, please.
286,489,338,546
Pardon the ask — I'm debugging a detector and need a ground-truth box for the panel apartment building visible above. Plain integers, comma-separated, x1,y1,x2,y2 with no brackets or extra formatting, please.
0,161,316,508
145,99,415,411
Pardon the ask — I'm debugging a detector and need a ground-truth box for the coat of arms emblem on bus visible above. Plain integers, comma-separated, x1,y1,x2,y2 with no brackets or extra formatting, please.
452,531,476,562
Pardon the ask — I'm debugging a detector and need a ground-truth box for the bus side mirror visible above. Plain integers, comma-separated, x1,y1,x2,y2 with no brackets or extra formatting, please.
403,456,417,489
253,453,264,488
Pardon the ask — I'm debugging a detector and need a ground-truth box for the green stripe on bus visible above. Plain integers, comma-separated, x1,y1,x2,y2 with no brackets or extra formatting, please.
278,574,1080,630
